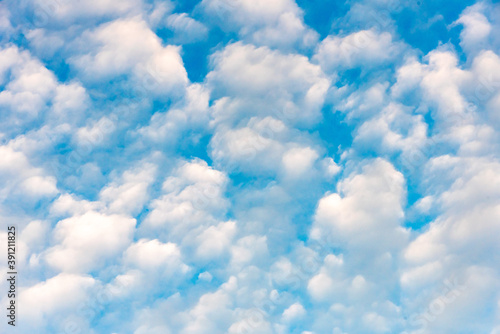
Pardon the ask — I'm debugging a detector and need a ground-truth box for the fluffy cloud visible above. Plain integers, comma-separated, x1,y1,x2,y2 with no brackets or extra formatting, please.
208,42,330,126
124,238,189,274
0,145,58,200
44,211,136,273
99,162,157,216
166,13,209,43
0,46,57,118
139,159,238,265
138,83,210,144
315,29,404,72
200,0,318,50
30,0,143,25
454,2,492,55
311,158,407,252
16,273,96,331
70,18,188,96
206,42,330,177
142,159,228,234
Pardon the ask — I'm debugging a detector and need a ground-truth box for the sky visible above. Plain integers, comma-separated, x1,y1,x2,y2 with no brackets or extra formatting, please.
0,0,500,333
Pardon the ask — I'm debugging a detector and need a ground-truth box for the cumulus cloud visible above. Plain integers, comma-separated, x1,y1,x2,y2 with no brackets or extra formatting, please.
99,162,157,216
70,17,188,97
138,83,211,144
35,0,142,22
208,42,330,126
454,2,492,55
311,158,408,252
0,145,58,200
124,239,189,275
142,159,228,234
166,13,209,43
314,29,404,72
0,46,57,118
16,273,96,331
206,42,330,178
44,211,136,273
200,0,318,50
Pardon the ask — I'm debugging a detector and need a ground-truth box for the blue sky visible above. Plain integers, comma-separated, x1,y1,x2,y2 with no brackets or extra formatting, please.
1,0,500,333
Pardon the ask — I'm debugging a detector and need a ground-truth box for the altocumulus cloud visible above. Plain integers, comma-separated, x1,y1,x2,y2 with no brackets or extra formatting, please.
0,0,500,333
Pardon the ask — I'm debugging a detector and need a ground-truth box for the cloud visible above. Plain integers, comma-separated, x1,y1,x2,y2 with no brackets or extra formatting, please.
16,273,96,330
311,158,407,252
138,83,210,144
44,211,136,273
281,146,319,179
166,13,209,43
208,42,330,126
70,17,188,97
206,42,330,178
0,145,58,200
454,2,492,55
142,159,228,235
314,29,404,72
0,46,57,117
99,162,157,216
200,0,318,50
282,302,306,323
30,0,143,25
124,238,189,274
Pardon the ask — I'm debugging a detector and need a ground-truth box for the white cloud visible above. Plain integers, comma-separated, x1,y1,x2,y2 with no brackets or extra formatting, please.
124,239,189,274
454,3,492,54
194,220,237,260
314,29,403,72
45,211,136,273
400,156,500,331
281,146,319,179
50,193,104,216
180,276,238,333
390,49,498,156
143,159,228,234
230,235,269,269
311,158,408,252
282,302,306,323
99,162,157,216
322,157,342,178
201,0,317,50
353,102,428,158
166,13,209,43
0,145,58,200
470,50,500,127
208,42,330,127
51,82,89,123
138,83,210,144
31,0,143,24
25,28,66,59
139,159,235,265
210,118,287,174
338,82,389,120
74,116,115,148
307,272,336,301
0,46,57,116
0,5,13,42
70,18,188,97
17,273,96,328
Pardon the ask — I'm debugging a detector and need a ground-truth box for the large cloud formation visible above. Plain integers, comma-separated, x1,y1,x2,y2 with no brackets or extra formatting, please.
0,0,500,333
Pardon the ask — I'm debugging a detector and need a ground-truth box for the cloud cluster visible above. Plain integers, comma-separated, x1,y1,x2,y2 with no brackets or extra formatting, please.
1,0,500,333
